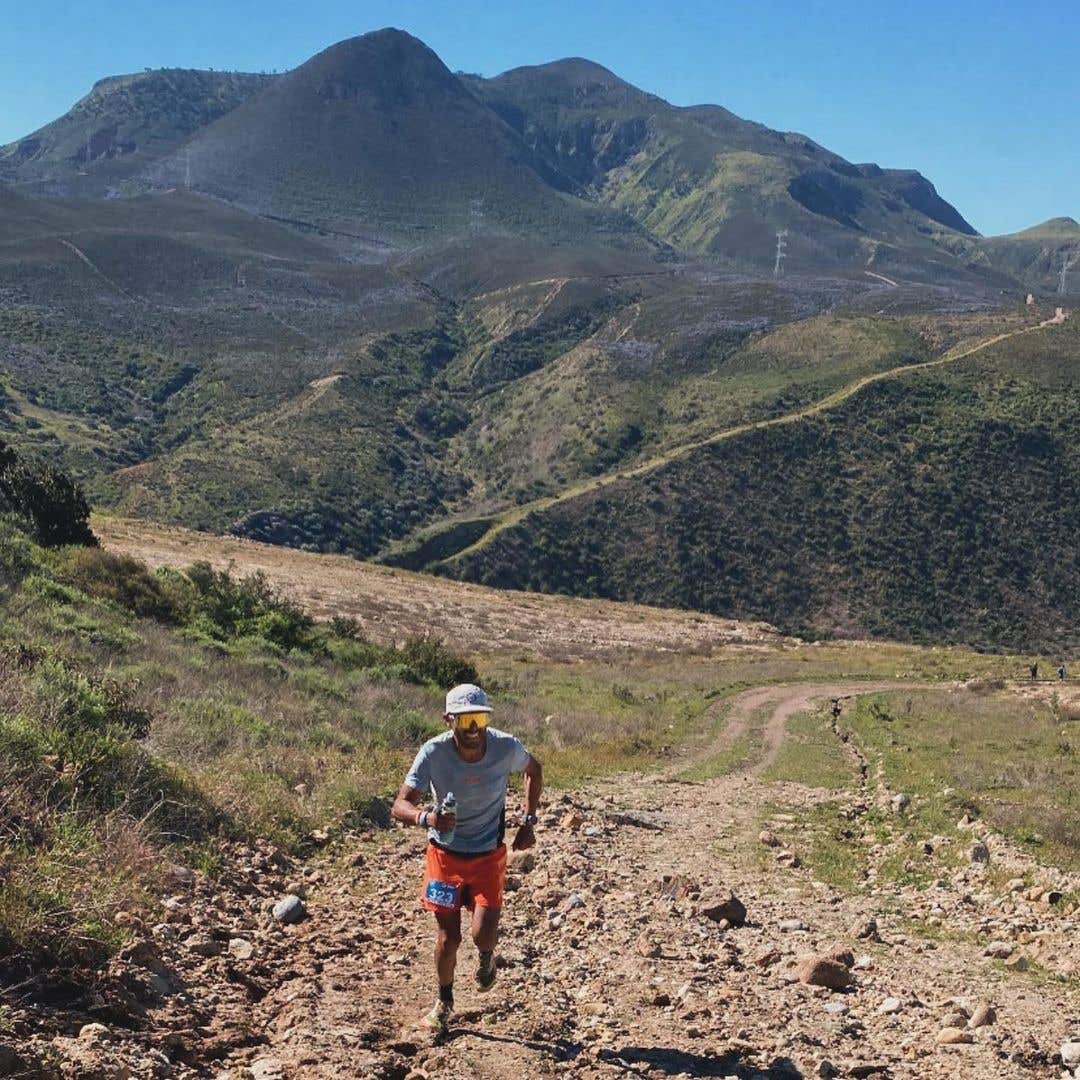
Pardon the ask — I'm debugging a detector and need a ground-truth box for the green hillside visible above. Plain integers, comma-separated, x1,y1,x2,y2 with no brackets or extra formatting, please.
0,438,480,975
467,58,979,275
4,29,994,280
1,30,1077,650
446,319,1080,652
938,218,1080,296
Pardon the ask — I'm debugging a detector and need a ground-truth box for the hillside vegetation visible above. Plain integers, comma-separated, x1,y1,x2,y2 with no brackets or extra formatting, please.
0,441,477,973
1,28,1077,653
449,320,1080,652
467,58,981,273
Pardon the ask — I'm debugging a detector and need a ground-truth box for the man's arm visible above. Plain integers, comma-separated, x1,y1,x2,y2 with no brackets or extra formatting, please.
391,784,454,832
511,755,543,851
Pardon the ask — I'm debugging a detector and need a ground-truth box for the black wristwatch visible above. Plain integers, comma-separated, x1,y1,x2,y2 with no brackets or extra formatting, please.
521,813,539,826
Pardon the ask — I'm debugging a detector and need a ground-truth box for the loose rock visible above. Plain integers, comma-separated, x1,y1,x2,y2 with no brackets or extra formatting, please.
228,938,255,960
853,917,880,941
696,890,747,927
936,1026,974,1045
1061,1041,1080,1070
272,895,306,924
795,954,853,990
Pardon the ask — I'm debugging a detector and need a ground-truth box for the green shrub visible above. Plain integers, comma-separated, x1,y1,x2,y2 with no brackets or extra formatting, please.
56,547,180,621
0,516,39,591
21,573,88,606
30,659,151,739
328,615,365,640
180,562,318,650
360,661,415,684
0,439,95,548
326,636,386,668
398,636,478,687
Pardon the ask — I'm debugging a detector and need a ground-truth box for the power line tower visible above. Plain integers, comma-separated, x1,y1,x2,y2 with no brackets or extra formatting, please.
773,230,788,278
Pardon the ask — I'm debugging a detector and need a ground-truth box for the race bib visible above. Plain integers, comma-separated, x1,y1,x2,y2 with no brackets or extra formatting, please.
424,879,460,909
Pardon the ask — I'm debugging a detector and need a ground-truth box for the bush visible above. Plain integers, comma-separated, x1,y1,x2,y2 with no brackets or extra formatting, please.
31,659,152,739
0,440,95,548
0,516,39,591
328,615,365,640
398,637,477,687
180,562,318,651
56,547,180,621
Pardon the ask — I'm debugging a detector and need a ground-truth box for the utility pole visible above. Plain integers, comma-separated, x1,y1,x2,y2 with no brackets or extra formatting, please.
773,230,788,278
184,147,191,189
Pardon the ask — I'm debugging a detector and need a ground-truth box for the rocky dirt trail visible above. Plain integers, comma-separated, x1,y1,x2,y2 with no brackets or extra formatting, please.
12,685,1079,1080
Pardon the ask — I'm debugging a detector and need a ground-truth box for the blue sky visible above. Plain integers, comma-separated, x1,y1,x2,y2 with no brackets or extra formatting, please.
2,0,1076,235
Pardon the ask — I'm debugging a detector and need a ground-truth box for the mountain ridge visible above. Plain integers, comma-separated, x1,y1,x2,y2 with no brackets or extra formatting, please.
2,28,993,275
0,68,275,195
139,28,654,246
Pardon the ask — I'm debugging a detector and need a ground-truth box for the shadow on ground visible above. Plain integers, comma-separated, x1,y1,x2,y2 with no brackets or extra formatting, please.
600,1045,804,1077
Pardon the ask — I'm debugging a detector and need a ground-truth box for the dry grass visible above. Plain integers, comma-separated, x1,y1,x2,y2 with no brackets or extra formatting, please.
849,688,1080,871
94,515,789,661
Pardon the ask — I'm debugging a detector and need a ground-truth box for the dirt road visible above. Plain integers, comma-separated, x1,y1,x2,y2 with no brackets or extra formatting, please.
64,682,1072,1080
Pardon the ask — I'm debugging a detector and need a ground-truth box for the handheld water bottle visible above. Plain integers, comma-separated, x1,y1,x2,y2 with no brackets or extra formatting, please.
436,791,457,846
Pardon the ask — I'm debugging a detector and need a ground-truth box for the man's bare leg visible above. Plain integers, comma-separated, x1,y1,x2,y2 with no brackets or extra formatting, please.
423,909,462,1033
434,908,462,990
471,906,500,952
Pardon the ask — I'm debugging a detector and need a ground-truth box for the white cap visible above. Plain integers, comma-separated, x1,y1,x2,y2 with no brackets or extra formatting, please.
445,683,493,714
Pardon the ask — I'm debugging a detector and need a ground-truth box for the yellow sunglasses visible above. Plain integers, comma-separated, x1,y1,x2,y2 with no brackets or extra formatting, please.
453,711,490,731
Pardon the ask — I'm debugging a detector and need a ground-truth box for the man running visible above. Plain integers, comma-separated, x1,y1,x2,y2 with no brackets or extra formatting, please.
391,683,543,1035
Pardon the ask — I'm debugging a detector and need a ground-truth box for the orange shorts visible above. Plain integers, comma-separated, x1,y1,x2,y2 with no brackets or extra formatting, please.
420,843,507,913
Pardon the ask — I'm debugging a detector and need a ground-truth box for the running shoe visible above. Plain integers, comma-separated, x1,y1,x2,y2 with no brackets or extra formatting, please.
422,999,452,1035
475,950,497,993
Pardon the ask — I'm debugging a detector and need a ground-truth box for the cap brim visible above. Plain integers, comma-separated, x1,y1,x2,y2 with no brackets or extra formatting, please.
448,705,493,714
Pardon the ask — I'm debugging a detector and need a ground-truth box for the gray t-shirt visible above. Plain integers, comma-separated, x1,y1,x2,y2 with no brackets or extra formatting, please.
404,728,531,854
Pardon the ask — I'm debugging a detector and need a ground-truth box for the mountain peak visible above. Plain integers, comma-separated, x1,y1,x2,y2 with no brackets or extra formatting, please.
293,28,458,95
486,55,647,102
1005,216,1080,239
518,57,629,87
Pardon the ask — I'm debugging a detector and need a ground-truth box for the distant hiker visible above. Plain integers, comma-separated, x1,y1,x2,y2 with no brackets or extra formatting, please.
1030,663,1039,682
391,683,543,1036
1060,663,1067,682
